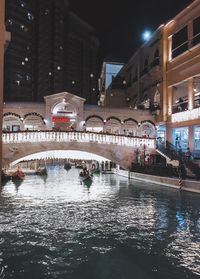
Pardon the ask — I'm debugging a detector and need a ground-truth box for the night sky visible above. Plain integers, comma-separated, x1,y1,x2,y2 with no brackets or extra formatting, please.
69,0,193,62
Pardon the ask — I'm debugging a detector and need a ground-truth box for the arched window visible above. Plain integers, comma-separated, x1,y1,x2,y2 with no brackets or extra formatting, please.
105,117,121,134
123,119,138,136
85,115,104,132
138,121,156,138
3,113,22,131
24,113,45,131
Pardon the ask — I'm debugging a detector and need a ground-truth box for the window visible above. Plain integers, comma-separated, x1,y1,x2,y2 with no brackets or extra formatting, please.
151,49,160,68
172,26,188,59
192,16,200,47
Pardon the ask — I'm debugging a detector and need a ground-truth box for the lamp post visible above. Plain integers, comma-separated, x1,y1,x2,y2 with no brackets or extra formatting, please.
89,73,94,103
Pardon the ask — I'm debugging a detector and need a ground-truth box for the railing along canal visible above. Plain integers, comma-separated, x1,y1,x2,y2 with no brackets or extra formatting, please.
2,131,155,149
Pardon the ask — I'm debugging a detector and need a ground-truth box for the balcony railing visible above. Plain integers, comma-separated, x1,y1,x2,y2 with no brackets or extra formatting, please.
2,131,156,149
172,100,188,113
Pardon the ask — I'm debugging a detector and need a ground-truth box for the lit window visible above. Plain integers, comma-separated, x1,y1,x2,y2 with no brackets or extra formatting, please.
7,19,13,25
20,25,28,32
27,13,34,20
44,9,49,15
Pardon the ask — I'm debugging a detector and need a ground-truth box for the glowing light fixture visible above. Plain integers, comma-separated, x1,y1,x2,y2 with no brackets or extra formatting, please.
142,30,152,42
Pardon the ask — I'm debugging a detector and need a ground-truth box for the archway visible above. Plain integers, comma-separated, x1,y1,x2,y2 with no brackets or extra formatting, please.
138,121,156,138
123,118,138,136
85,115,104,132
24,113,45,130
3,113,22,131
105,117,121,134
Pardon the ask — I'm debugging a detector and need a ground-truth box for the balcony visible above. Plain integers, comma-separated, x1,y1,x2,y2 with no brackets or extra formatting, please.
172,107,200,123
172,99,188,114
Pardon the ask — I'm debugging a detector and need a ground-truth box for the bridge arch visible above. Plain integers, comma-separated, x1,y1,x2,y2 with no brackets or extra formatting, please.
11,150,110,166
2,131,155,169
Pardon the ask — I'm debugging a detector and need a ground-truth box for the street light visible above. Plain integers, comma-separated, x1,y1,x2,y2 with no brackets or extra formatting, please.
142,30,152,42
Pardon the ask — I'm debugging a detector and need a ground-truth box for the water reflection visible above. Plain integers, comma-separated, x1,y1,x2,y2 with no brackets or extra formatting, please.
0,166,199,278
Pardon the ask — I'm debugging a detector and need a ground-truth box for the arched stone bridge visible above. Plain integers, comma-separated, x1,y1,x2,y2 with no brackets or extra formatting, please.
2,131,155,169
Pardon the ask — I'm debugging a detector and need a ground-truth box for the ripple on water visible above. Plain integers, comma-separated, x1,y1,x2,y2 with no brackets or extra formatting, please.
0,167,199,278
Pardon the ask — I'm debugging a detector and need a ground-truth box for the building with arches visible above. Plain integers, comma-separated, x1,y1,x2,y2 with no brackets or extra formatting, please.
2,91,156,139
98,0,200,159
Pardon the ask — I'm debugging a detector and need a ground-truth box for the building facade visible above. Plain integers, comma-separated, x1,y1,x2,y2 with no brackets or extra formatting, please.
98,61,124,106
165,0,200,157
2,92,156,140
101,0,200,159
4,0,99,104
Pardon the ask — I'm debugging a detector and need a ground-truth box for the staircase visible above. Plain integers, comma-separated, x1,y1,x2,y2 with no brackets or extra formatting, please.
156,141,200,179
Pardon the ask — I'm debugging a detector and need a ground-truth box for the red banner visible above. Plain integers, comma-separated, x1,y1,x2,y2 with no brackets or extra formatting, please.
52,117,70,123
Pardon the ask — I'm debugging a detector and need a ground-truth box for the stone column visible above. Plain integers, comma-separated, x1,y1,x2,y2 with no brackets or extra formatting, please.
188,77,194,110
167,86,173,116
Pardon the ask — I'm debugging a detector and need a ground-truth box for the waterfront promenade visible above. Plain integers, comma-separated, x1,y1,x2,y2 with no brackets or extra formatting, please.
117,169,200,194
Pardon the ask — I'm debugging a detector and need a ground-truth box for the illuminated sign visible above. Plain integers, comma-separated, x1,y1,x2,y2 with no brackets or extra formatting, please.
172,107,200,123
52,117,70,123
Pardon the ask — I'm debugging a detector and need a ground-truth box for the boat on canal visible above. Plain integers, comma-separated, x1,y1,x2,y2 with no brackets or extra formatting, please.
11,167,25,182
64,162,71,170
79,167,92,183
35,167,47,176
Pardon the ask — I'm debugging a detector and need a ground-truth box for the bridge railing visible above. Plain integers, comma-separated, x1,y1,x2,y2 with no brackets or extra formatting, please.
2,131,155,149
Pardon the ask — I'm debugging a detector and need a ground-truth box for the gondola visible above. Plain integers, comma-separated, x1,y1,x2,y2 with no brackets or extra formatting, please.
35,167,47,176
64,162,71,170
79,168,92,183
11,169,25,181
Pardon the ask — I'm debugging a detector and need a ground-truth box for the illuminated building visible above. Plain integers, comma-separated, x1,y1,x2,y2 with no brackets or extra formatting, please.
164,0,200,157
103,0,200,158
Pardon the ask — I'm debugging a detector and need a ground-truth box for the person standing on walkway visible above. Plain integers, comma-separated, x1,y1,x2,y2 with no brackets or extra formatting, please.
175,135,180,149
186,147,192,162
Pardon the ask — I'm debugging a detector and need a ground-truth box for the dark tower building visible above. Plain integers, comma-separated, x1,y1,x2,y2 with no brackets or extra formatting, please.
64,12,99,104
5,0,36,101
4,0,99,104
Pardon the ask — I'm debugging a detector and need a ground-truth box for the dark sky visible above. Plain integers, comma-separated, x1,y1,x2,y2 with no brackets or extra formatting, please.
69,0,193,62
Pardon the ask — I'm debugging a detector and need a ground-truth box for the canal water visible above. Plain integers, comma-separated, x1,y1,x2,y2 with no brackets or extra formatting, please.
0,166,199,279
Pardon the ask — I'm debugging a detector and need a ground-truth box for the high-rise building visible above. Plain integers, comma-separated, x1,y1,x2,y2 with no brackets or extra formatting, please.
64,12,99,104
5,0,36,101
4,0,99,104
